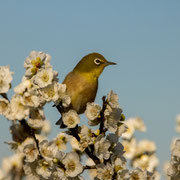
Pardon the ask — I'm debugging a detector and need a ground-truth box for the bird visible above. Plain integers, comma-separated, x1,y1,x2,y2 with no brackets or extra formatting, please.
56,52,116,126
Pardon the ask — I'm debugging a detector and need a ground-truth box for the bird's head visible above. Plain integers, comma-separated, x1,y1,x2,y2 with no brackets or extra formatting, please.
73,53,116,78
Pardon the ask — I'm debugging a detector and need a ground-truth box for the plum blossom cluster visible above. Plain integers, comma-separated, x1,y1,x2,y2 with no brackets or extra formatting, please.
0,51,161,180
0,66,13,94
167,139,180,179
121,117,160,179
0,51,70,123
165,114,180,180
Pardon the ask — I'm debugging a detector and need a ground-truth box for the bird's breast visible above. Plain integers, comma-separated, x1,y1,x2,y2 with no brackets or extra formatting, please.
63,71,98,114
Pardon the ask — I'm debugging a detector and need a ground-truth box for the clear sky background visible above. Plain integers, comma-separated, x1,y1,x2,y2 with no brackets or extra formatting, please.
0,0,180,177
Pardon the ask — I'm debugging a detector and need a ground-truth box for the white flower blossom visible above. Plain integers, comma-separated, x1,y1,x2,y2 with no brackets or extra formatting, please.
135,140,156,157
40,82,67,104
116,169,130,180
104,105,122,133
39,140,58,161
129,168,147,180
61,94,71,107
116,123,128,137
24,51,51,77
36,159,52,179
56,83,66,95
96,163,114,180
62,110,80,128
22,91,40,107
33,68,54,88
41,120,51,135
86,158,97,179
107,90,120,108
167,157,180,179
122,119,135,140
14,77,32,95
77,125,95,151
70,137,81,151
132,154,159,172
2,153,24,174
122,117,146,140
53,132,68,151
85,102,101,125
79,136,92,152
9,94,29,120
70,127,96,151
70,132,95,152
0,66,13,93
39,82,60,102
122,138,136,159
27,108,45,129
23,143,39,162
114,157,126,173
62,152,83,177
52,167,68,180
18,137,35,153
133,117,146,132
94,134,111,162
151,171,161,180
55,83,71,107
172,139,180,158
0,98,9,116
163,162,170,180
23,162,40,180
28,118,44,129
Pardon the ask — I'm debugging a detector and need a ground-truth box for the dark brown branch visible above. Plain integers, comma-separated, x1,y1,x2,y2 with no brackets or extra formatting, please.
83,165,96,170
1,93,42,159
99,96,107,134
0,93,9,101
69,126,99,164
55,103,100,164
20,119,42,159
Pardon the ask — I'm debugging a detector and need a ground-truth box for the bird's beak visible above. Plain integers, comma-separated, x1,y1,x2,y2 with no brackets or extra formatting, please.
106,61,117,66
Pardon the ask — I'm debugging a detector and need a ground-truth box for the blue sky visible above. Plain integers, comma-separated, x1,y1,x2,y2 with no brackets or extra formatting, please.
0,0,180,175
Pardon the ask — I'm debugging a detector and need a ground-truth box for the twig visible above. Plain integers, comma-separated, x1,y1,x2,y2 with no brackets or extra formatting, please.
99,96,107,134
55,103,100,164
69,126,99,164
56,103,64,114
0,93,9,101
83,165,96,170
0,93,42,159
20,119,42,159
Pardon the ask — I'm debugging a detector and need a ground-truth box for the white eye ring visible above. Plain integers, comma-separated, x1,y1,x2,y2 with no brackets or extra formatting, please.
94,58,101,65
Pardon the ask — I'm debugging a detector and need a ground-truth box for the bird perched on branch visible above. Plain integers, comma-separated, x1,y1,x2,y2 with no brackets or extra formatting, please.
56,52,116,126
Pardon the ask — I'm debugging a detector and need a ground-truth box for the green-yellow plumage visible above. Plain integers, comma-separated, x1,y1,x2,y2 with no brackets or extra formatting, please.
63,52,116,114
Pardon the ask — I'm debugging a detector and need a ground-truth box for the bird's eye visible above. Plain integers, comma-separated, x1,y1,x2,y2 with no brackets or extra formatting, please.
94,58,101,65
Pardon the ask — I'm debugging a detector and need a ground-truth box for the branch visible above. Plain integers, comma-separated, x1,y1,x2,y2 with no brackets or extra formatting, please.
55,103,100,164
0,93,42,159
20,119,42,159
69,126,100,164
83,165,96,170
99,96,107,134
0,93,9,101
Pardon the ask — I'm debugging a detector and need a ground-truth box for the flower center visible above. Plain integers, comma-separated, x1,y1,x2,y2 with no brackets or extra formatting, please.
67,161,75,171
68,117,75,125
42,73,49,82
